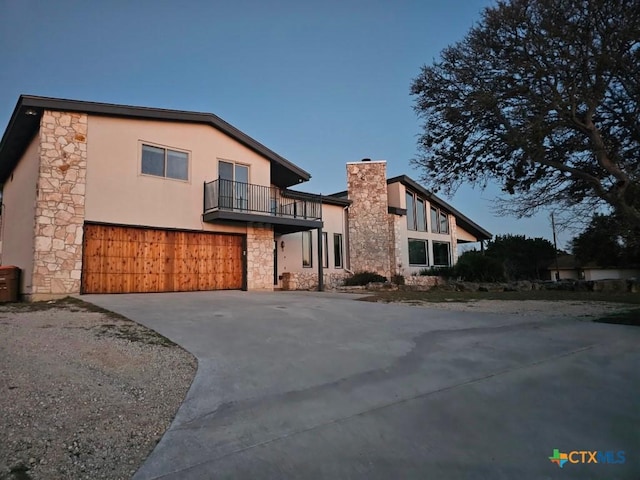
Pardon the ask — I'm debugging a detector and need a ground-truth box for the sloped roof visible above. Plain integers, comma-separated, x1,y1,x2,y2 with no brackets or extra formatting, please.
329,175,491,241
388,175,492,241
0,95,311,188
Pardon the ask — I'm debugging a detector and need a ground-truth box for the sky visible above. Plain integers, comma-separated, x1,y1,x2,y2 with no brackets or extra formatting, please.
0,0,572,248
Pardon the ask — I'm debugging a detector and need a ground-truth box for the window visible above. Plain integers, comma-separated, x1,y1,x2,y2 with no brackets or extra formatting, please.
416,198,426,232
430,206,449,234
430,207,438,233
142,144,188,180
408,239,428,266
322,232,329,268
334,233,343,268
406,192,415,230
218,160,250,210
407,191,427,232
440,211,449,234
302,231,312,268
433,241,451,266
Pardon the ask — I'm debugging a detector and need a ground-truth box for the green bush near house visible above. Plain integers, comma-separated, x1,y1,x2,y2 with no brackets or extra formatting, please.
344,271,388,286
416,252,504,282
455,251,505,282
418,266,456,278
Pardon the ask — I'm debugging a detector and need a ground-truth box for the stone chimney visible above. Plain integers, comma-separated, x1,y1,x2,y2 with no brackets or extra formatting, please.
346,160,391,279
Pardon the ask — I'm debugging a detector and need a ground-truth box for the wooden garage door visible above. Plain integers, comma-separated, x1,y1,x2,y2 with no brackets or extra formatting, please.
82,224,244,294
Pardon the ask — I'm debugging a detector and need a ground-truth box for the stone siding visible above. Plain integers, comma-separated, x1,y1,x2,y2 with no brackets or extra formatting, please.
246,225,274,290
281,271,349,291
347,161,391,278
31,111,88,300
404,275,443,289
388,213,403,276
449,215,458,265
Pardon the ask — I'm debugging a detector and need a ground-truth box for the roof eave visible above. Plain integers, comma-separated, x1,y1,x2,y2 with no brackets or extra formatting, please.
0,95,310,187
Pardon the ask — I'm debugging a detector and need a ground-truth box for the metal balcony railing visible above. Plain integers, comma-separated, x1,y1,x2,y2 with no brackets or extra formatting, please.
204,179,322,221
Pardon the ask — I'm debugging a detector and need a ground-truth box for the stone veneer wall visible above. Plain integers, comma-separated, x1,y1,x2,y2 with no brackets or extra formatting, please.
281,272,349,291
449,215,458,265
246,225,274,290
346,161,391,279
31,111,88,300
404,275,443,289
388,213,403,277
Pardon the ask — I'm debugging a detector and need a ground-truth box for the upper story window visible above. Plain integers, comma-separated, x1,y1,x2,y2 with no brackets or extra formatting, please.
218,160,249,183
219,160,250,210
430,206,449,234
141,144,188,181
406,191,428,232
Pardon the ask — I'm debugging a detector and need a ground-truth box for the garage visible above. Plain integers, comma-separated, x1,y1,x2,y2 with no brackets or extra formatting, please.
81,224,244,294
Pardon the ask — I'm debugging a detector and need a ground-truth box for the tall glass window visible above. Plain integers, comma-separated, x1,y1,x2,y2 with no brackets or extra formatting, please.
302,231,312,268
416,198,426,231
406,192,415,230
430,206,438,233
322,232,328,268
333,233,343,268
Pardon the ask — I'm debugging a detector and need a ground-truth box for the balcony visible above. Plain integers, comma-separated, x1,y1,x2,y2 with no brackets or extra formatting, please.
203,179,323,234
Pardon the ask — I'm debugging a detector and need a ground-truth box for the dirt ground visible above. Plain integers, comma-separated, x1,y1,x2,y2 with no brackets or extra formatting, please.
0,299,196,480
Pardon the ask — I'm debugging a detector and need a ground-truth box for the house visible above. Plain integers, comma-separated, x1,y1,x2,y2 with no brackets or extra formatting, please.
0,95,490,300
276,160,492,289
550,255,640,281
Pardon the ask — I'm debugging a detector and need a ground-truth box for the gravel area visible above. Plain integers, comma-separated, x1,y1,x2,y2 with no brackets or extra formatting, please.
0,298,197,480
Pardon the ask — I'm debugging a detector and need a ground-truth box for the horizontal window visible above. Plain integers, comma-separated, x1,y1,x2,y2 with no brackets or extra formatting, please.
408,239,428,266
142,144,188,180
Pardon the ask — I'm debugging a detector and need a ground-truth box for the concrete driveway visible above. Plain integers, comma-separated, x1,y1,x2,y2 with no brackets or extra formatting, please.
82,291,640,479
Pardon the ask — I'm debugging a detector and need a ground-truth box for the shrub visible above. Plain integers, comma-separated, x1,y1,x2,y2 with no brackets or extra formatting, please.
391,274,405,285
455,251,505,282
343,271,387,286
419,266,456,278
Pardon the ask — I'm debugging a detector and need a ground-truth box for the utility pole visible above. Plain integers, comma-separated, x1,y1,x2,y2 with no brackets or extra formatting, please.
551,212,560,281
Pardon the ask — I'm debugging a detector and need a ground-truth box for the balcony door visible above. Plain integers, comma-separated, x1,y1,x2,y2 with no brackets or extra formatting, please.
219,161,249,210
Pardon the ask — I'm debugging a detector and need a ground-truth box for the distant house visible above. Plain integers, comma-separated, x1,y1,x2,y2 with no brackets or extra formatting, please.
550,255,640,281
0,95,490,300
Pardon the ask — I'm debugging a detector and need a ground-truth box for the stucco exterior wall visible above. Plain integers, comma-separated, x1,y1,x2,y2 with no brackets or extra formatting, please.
456,225,478,243
1,135,40,295
84,115,270,233
276,202,346,286
387,181,403,209
584,268,640,281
